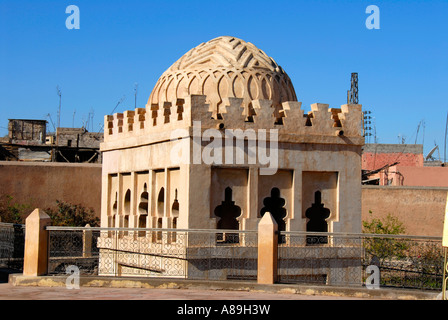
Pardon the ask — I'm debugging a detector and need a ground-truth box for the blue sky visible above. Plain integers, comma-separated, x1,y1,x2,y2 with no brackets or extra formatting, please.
1,0,447,155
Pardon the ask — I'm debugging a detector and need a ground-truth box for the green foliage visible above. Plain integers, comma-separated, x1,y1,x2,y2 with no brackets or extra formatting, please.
362,211,408,264
362,212,445,290
0,195,31,224
0,196,99,227
362,211,406,235
45,200,100,227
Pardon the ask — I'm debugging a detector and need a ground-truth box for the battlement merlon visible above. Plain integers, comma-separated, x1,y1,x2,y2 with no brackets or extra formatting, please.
101,95,364,151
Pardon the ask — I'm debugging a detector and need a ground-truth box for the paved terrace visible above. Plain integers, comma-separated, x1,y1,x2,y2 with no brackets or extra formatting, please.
4,273,442,300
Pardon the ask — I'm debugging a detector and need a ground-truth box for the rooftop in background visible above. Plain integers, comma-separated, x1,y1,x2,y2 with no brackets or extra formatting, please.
363,144,424,155
362,143,447,187
8,119,47,145
1,119,103,163
362,143,424,171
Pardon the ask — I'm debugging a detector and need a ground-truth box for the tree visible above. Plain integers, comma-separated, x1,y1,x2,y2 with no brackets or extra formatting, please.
362,211,408,264
0,197,99,227
362,211,406,235
45,200,99,227
0,195,31,224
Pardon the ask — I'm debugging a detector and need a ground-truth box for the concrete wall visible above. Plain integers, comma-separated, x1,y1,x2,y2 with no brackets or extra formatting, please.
362,185,448,237
0,161,102,217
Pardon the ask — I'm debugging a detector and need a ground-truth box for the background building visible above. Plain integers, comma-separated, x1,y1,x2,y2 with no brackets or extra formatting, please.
362,143,448,187
0,119,103,163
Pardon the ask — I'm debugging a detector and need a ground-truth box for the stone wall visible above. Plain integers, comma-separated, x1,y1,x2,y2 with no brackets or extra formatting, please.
362,185,448,237
8,119,47,145
0,161,102,218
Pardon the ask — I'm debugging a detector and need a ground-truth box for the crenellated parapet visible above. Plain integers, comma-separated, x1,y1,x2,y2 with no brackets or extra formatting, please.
102,94,364,149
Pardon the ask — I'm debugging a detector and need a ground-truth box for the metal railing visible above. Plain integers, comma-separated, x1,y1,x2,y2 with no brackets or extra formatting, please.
43,226,445,290
278,231,444,290
0,222,25,271
46,227,258,281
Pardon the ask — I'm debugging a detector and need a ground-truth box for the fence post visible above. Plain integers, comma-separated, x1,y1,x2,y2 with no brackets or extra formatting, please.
442,192,448,300
83,224,92,258
23,208,51,276
257,212,278,284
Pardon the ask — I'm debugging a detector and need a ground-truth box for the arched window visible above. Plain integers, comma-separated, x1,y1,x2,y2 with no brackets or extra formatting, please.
214,187,241,243
124,189,131,215
260,187,287,243
171,189,179,218
171,189,180,242
215,187,241,230
110,192,118,232
138,215,147,237
112,192,118,216
138,184,149,237
123,189,131,236
139,188,149,215
157,187,165,217
260,188,287,230
305,191,330,245
157,217,163,242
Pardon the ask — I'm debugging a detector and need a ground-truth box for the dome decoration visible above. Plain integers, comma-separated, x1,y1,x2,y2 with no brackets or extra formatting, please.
148,36,297,120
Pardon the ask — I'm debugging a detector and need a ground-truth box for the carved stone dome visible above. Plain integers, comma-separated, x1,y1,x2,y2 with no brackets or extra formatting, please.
148,36,297,119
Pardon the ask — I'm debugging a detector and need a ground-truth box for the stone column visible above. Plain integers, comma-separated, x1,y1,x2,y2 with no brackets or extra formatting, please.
23,209,51,276
257,212,278,284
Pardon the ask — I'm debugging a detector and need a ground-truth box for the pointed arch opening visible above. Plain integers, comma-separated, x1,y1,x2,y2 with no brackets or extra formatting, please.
215,187,241,243
260,187,287,243
305,191,331,245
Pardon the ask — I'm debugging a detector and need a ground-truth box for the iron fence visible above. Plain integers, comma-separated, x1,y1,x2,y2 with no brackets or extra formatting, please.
45,226,445,290
0,222,25,271
46,227,258,281
278,231,444,290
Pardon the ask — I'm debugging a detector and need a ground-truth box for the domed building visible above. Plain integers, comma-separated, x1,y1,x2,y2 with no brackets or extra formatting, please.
98,36,364,281
148,36,297,122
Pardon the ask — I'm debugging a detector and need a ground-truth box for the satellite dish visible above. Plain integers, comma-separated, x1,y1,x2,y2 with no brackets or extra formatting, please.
426,145,439,161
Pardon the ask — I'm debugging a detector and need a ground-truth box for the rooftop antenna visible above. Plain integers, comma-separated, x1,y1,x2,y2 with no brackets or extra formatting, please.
347,73,359,104
373,117,377,143
46,113,56,132
81,115,87,130
444,111,448,164
84,108,94,132
415,121,421,144
97,95,126,133
111,95,126,115
56,85,62,130
88,107,95,132
422,120,426,149
134,83,138,109
72,109,76,128
91,108,95,131
363,110,372,143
